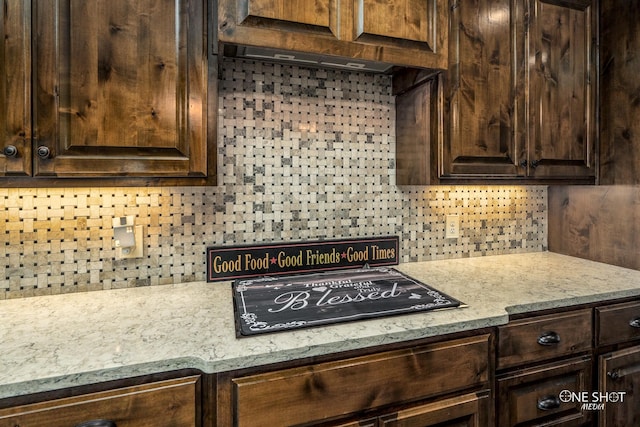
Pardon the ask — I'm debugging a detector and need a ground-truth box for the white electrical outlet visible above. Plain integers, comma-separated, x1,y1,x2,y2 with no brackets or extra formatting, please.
445,215,460,239
116,225,144,259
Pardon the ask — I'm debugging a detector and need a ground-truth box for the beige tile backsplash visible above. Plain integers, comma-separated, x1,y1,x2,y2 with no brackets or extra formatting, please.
0,59,547,299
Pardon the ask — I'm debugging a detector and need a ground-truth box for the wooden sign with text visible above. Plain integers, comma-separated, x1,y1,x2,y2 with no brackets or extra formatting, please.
206,236,399,282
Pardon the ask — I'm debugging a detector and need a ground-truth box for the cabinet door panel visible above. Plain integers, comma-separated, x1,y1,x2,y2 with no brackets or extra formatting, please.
240,0,335,30
378,391,490,427
232,335,489,427
599,346,640,427
354,0,439,51
219,0,447,70
33,0,207,178
0,0,31,176
526,0,595,179
0,376,200,427
443,0,521,177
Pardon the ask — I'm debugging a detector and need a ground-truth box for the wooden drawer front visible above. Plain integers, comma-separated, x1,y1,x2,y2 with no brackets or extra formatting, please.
597,300,640,347
233,335,490,427
0,376,199,427
497,357,592,427
378,390,491,427
497,309,592,370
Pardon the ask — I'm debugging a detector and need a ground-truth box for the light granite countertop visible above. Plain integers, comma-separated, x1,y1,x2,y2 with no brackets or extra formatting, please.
2,251,640,400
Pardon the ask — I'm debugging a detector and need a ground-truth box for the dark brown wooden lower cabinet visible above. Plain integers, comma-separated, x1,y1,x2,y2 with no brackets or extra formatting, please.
497,357,592,426
599,345,640,427
0,376,200,427
220,335,491,427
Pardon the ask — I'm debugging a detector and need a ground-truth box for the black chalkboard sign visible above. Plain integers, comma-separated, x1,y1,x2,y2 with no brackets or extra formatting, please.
232,267,463,337
207,236,399,282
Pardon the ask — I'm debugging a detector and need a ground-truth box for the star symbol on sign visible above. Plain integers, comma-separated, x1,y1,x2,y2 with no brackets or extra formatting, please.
270,257,277,264
341,252,347,259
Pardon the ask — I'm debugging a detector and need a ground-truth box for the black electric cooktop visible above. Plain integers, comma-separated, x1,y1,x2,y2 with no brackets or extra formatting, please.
232,267,463,337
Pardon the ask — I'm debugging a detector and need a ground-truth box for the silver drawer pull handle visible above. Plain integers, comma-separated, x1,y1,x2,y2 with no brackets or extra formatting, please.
629,318,640,328
537,331,561,346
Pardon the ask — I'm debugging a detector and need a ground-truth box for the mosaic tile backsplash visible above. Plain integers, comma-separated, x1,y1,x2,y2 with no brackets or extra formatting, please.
0,58,547,299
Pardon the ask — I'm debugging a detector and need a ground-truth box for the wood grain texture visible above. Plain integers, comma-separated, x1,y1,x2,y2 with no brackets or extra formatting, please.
526,0,596,179
598,346,640,427
378,391,491,427
548,186,640,270
395,76,439,185
599,0,640,184
0,376,200,427
596,301,640,348
443,0,521,178
32,0,208,178
232,335,490,427
497,309,592,370
497,357,592,426
0,0,31,176
439,0,595,181
599,346,640,427
219,0,448,69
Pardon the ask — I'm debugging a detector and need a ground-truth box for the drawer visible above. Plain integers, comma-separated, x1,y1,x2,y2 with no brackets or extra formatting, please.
497,309,592,370
497,357,592,427
232,335,490,427
596,300,640,347
0,376,200,427
378,390,491,427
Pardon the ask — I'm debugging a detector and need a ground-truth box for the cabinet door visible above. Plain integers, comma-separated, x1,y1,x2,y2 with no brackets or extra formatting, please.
234,0,340,36
0,376,200,427
378,391,491,427
0,0,31,176
443,0,522,178
352,0,446,56
33,0,208,178
218,0,447,69
599,345,640,427
525,0,596,180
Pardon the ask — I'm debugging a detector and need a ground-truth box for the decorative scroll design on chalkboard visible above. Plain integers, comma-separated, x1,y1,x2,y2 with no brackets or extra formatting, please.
232,267,463,337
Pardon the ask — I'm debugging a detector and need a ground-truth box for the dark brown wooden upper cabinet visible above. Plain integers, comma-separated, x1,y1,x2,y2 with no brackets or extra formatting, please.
0,1,32,177
443,0,521,179
217,0,448,70
524,0,596,180
32,0,209,179
397,0,597,184
1,0,215,185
